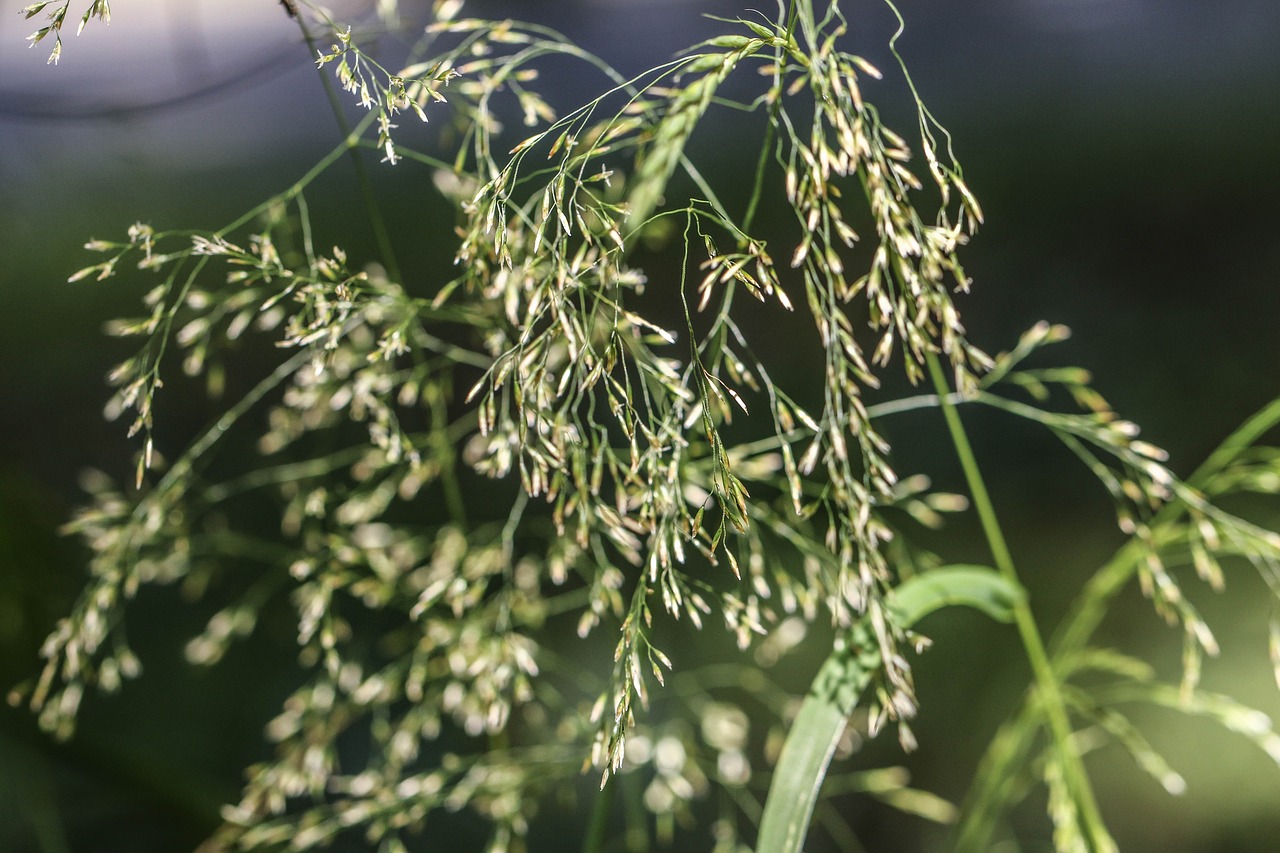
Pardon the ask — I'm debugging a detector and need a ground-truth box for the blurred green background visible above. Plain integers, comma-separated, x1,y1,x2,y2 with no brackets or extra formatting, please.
2,0,1279,850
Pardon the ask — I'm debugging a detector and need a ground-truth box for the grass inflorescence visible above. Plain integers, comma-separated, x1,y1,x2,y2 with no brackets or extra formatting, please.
13,1,1280,851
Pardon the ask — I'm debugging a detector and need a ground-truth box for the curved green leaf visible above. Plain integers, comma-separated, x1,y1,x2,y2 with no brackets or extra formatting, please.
889,564,1023,627
756,566,1022,853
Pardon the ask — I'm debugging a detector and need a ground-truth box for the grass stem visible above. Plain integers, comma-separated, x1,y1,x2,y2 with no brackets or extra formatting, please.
925,352,1113,852
583,775,616,853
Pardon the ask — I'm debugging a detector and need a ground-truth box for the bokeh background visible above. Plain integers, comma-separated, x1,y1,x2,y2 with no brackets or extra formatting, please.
2,0,1279,850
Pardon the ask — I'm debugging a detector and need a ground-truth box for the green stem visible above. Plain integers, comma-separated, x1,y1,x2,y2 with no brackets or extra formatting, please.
431,391,469,527
740,114,775,236
924,352,1113,852
741,1,798,234
582,774,617,853
622,770,649,853
216,128,361,237
295,13,403,284
952,698,1041,850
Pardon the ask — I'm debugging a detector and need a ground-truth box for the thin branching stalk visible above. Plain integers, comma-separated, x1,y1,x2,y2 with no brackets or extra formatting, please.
295,12,403,283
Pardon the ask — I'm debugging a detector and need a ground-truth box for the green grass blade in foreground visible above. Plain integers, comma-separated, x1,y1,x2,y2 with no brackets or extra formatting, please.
755,566,1022,853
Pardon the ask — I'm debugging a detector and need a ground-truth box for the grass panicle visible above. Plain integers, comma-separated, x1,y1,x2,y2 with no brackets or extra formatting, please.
14,1,1280,851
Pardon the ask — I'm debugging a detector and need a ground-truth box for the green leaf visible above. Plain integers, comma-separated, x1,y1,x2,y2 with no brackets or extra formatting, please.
756,566,1021,853
888,564,1022,626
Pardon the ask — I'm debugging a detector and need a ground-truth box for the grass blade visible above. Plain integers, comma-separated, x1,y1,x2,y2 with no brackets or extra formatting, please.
756,566,1021,853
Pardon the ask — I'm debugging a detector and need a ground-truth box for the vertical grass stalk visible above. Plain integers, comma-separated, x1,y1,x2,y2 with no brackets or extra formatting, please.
925,352,1114,852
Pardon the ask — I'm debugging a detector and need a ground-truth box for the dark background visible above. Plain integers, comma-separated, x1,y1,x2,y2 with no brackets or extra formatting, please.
2,0,1279,850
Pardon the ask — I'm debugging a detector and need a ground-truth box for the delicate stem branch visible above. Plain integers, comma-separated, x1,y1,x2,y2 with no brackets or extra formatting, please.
741,1,798,234
295,12,403,284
